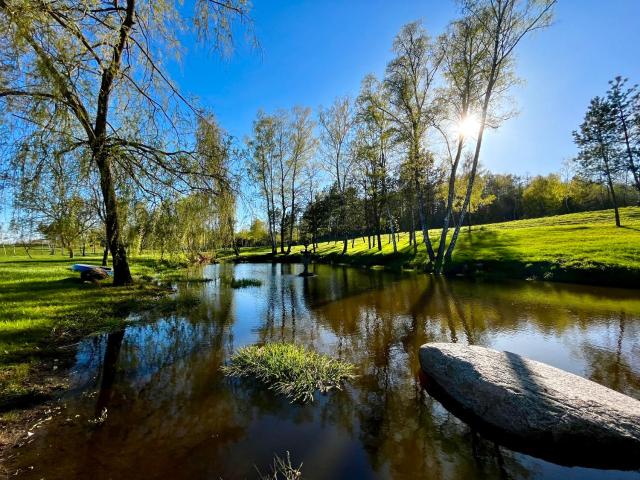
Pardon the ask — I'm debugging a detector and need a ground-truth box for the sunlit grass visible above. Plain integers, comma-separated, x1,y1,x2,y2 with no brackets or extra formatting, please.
0,252,185,403
222,343,356,403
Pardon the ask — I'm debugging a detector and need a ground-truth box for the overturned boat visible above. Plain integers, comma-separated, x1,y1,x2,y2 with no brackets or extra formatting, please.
71,264,113,281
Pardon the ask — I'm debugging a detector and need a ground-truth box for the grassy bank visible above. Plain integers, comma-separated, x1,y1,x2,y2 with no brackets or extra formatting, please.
233,207,640,287
0,253,188,414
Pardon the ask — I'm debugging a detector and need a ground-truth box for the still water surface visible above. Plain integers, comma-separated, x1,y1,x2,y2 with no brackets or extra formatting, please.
8,263,640,479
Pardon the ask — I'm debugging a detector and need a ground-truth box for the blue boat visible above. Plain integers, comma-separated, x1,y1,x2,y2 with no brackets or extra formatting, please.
71,264,113,276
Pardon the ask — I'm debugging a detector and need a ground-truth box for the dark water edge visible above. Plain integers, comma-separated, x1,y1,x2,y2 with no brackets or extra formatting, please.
234,252,640,288
5,263,640,480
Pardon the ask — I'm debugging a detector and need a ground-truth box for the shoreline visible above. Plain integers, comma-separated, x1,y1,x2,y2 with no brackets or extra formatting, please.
227,251,640,289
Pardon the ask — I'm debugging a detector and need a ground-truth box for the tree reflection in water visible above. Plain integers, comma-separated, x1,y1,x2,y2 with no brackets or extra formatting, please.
9,263,640,480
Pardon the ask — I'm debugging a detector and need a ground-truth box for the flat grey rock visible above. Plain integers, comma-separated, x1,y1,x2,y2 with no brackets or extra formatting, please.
419,342,640,469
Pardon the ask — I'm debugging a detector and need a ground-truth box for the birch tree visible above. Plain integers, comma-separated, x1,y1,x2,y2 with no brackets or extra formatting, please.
381,22,444,261
318,97,356,254
442,0,555,267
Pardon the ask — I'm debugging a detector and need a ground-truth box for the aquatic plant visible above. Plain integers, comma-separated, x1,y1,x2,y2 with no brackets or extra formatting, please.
256,451,303,480
229,278,263,288
88,407,108,426
222,343,356,403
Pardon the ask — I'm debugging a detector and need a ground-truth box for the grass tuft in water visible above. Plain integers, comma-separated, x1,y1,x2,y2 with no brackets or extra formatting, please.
222,343,356,403
229,278,262,289
256,451,303,480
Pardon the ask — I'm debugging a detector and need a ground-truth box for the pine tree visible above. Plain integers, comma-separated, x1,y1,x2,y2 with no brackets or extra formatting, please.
607,76,640,195
573,97,623,227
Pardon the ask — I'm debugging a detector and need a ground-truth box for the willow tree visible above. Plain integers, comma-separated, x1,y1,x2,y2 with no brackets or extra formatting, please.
13,145,97,258
0,0,251,285
196,114,238,256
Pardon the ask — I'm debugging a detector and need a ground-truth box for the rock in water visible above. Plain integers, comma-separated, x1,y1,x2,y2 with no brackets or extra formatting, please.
419,342,640,469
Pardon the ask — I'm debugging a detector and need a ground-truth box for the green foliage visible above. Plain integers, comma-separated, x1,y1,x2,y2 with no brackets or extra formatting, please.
222,343,356,403
522,174,566,217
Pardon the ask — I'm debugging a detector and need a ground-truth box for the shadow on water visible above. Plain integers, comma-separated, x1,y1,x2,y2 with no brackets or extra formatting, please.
6,263,640,479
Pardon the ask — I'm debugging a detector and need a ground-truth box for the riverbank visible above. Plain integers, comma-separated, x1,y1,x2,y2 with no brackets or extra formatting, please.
0,254,192,447
231,207,640,288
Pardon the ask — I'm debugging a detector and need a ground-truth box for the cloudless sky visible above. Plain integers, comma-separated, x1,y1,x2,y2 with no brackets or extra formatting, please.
170,0,640,176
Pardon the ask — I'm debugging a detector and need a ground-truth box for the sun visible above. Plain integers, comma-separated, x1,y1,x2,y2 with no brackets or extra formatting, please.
456,114,480,138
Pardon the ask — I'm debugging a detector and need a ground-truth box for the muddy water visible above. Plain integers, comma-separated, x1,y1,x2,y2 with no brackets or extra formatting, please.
6,263,640,479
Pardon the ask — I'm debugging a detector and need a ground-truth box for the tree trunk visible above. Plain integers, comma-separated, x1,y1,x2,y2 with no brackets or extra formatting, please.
604,159,621,227
95,152,133,285
102,246,109,267
411,203,418,255
415,177,435,262
435,139,464,273
445,88,494,263
386,204,397,254
92,0,135,286
618,103,640,193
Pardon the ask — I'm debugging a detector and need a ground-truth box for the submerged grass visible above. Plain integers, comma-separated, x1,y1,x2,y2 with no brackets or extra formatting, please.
229,278,262,288
222,343,356,403
256,451,303,480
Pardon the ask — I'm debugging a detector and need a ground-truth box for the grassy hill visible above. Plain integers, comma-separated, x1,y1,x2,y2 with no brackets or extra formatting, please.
235,207,640,287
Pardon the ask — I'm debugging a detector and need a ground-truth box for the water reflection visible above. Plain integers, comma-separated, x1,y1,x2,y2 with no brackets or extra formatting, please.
8,264,640,479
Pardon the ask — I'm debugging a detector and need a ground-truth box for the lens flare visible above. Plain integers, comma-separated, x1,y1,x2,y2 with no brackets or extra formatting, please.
456,114,480,138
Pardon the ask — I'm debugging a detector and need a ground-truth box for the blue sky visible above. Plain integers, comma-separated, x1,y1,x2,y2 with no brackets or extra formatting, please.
171,0,640,176
2,0,639,231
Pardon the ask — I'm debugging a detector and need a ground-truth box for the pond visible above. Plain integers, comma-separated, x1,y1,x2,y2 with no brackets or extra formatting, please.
7,263,640,479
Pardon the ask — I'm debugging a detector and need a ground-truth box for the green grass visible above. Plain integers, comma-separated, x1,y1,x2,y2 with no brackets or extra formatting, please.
231,207,640,287
0,252,185,408
222,343,356,403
